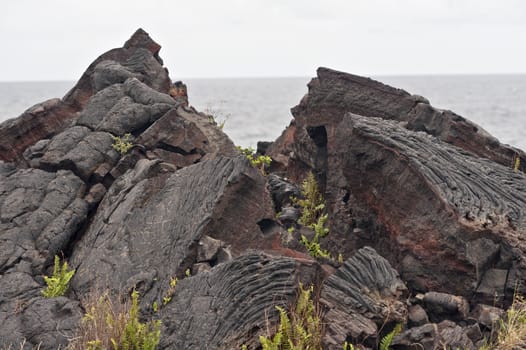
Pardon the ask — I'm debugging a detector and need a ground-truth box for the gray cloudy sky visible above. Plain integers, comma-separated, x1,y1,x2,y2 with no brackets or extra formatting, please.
1,0,525,81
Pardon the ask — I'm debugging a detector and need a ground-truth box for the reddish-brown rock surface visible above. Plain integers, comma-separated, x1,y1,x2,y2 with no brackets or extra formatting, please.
268,68,526,301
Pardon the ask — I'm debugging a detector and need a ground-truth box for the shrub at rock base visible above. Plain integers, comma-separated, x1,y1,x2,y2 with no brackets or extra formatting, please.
67,290,161,350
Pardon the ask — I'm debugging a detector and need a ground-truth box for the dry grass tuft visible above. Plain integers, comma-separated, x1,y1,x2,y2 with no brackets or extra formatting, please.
481,293,526,350
67,289,160,350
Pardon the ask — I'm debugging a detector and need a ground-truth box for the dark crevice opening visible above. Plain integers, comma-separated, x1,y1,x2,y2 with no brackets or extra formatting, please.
156,142,204,156
257,219,278,235
342,191,350,204
306,126,327,147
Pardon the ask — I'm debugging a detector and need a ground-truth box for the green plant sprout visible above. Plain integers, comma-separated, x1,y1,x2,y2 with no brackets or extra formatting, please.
259,284,323,350
237,146,272,174
379,323,402,350
122,290,161,350
42,255,75,298
161,276,178,306
112,133,133,155
293,172,325,227
293,172,332,259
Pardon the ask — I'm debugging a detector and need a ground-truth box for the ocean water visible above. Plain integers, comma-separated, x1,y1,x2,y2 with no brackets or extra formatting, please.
0,76,524,151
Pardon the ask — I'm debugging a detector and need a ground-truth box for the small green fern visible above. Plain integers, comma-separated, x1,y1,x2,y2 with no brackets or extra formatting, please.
42,255,75,298
293,172,325,228
259,284,323,350
121,290,161,350
293,172,332,259
379,323,402,350
300,234,331,259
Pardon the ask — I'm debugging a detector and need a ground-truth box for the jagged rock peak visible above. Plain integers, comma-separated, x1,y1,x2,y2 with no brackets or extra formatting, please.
124,28,162,56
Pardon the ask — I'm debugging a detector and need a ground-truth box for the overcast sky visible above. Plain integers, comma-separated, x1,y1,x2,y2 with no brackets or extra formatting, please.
1,0,525,81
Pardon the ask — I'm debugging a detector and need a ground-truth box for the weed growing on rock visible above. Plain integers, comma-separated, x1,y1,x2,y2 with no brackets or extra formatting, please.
42,255,75,298
112,133,133,155
259,283,323,350
293,172,331,259
68,289,160,350
237,146,272,174
162,277,178,306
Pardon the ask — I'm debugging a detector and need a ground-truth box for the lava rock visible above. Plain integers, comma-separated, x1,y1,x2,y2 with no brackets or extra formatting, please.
321,246,408,347
159,253,320,349
408,304,429,327
471,304,505,330
197,235,224,263
272,110,526,298
423,292,470,322
392,323,438,350
70,156,275,306
267,174,301,211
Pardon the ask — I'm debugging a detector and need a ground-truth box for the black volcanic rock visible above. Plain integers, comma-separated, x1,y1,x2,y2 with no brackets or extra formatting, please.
159,253,320,349
288,67,526,171
0,168,87,348
0,28,173,165
268,68,526,301
321,246,408,348
0,29,251,349
70,156,275,303
2,31,526,350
